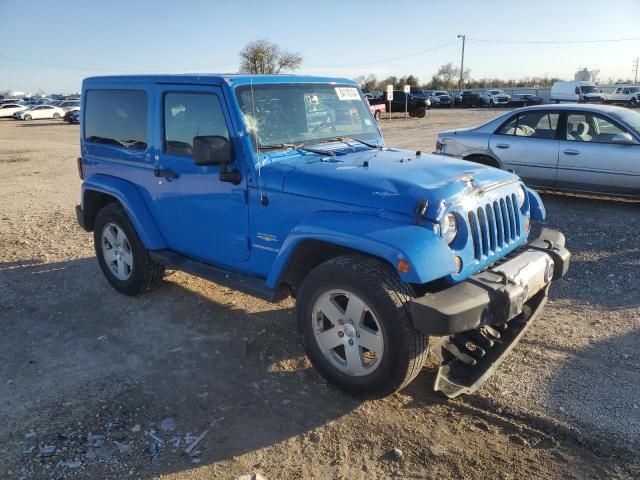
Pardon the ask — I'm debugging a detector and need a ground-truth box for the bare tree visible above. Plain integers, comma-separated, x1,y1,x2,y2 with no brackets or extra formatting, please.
239,39,302,74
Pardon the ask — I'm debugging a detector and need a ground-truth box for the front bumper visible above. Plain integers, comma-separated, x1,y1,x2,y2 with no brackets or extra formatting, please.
410,228,568,336
409,228,570,397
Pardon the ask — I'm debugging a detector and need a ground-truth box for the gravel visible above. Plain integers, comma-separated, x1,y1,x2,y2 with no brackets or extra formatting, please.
0,112,638,479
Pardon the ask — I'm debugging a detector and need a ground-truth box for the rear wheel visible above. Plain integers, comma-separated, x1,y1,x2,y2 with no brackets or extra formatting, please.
465,154,500,169
296,255,428,398
24,114,32,121
93,203,165,295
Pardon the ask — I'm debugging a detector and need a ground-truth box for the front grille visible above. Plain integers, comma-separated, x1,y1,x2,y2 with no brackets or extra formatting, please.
467,194,521,260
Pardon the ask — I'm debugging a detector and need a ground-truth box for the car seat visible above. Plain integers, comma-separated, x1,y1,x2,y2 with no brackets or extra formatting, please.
573,122,592,142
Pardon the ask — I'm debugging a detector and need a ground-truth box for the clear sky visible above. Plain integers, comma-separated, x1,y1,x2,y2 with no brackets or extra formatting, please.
1,0,639,93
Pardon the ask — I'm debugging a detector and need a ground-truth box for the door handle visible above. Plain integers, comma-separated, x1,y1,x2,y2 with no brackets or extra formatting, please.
154,168,179,180
563,149,580,155
496,143,510,149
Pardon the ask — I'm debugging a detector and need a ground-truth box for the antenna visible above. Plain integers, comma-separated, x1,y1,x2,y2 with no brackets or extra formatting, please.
249,77,267,206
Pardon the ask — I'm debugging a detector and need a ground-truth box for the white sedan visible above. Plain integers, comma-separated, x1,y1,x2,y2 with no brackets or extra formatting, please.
0,103,28,118
14,105,66,120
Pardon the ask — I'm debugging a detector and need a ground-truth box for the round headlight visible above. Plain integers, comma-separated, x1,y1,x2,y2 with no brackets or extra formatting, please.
516,186,526,209
442,213,458,245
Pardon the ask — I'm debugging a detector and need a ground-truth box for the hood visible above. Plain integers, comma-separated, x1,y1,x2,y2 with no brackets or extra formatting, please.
262,148,519,220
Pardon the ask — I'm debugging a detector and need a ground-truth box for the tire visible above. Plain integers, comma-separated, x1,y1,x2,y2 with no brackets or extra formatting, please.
489,99,494,108
93,203,165,296
465,154,500,169
374,110,381,121
24,114,32,121
296,255,428,398
53,113,60,119
414,106,426,118
630,98,638,108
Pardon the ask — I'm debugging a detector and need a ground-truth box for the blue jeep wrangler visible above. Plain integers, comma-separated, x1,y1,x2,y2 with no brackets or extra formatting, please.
76,74,569,398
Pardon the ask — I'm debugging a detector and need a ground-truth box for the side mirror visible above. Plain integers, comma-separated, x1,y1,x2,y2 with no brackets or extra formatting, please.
610,132,635,145
193,135,234,166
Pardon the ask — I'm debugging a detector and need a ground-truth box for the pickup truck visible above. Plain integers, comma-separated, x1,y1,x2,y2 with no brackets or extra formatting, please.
75,74,569,399
383,91,431,118
367,99,386,120
602,85,640,107
479,89,511,107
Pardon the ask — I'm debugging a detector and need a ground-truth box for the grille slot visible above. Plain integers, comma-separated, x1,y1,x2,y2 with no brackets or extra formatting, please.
468,194,522,259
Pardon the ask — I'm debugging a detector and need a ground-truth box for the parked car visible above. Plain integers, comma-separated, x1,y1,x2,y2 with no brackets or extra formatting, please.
1,98,25,105
426,90,453,108
550,81,602,104
61,101,81,113
602,85,640,107
479,89,511,107
75,74,569,399
509,93,544,107
58,100,81,111
456,90,482,107
64,109,80,123
435,104,640,198
13,105,66,120
384,91,430,118
367,99,386,120
0,103,28,118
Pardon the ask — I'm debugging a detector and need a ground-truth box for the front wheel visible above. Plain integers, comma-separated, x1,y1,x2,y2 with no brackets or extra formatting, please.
414,106,426,118
53,113,61,119
24,114,32,121
374,110,381,121
93,203,165,295
489,99,494,108
296,255,428,398
630,98,638,108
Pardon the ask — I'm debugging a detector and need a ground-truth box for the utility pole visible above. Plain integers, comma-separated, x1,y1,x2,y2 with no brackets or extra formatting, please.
457,34,466,90
634,57,639,84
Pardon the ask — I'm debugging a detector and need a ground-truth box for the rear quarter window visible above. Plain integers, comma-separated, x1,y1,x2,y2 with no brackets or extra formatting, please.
84,89,148,149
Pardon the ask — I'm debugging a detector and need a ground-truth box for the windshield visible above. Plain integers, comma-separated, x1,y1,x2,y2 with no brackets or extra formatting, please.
580,86,598,94
235,84,379,149
610,109,640,136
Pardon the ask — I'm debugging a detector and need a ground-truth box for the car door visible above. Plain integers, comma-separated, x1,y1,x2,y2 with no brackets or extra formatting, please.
488,110,561,187
556,111,640,195
149,85,250,264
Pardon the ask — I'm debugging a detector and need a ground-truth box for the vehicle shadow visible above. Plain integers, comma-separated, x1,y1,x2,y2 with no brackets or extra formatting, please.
15,121,73,127
0,257,361,479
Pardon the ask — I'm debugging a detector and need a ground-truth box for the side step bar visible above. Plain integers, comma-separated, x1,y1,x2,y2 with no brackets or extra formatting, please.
431,290,547,398
149,250,287,302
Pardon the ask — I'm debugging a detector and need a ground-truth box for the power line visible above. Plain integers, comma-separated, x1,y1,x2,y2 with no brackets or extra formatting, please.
304,40,460,67
468,36,640,45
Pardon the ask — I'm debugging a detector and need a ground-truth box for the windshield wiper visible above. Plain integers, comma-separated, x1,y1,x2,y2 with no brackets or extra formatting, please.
258,143,296,151
258,142,335,156
296,144,336,157
338,137,382,150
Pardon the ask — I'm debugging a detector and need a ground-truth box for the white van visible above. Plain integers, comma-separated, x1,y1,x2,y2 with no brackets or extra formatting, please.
550,81,602,103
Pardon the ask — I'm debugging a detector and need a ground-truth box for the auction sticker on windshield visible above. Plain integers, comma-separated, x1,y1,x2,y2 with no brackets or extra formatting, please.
335,87,360,100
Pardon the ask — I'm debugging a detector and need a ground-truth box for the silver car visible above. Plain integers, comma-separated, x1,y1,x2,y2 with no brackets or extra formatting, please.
436,104,640,198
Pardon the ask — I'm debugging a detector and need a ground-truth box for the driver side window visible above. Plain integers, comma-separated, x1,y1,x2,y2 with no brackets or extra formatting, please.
164,92,229,157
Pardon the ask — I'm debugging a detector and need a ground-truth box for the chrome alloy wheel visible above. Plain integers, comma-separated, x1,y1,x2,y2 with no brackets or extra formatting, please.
312,289,384,376
101,223,133,281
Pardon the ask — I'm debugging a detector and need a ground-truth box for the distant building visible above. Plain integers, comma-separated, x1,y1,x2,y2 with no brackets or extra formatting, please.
575,68,598,82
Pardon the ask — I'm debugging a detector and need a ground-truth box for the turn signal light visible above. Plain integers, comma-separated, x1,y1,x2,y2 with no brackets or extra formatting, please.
397,260,411,273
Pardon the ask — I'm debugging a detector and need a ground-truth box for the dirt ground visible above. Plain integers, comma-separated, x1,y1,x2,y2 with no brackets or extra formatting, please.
1,109,639,480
